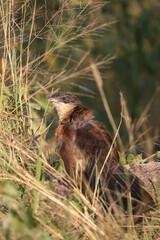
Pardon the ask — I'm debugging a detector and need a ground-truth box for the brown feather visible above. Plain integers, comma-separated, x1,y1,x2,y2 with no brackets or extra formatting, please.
49,92,155,223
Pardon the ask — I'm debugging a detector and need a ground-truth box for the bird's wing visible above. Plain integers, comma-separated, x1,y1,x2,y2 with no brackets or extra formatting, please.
74,120,119,171
72,120,154,212
57,118,154,215
57,118,117,180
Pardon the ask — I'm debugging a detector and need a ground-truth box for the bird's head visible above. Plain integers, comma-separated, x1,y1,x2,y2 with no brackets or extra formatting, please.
48,92,81,121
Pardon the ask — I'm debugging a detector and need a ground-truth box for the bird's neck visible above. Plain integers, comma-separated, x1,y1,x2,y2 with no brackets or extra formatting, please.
69,105,94,122
56,102,77,122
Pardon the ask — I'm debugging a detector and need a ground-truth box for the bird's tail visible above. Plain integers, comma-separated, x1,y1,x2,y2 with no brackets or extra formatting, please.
85,162,155,223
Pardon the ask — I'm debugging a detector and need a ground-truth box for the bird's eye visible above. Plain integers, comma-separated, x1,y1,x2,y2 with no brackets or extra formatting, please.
62,97,66,102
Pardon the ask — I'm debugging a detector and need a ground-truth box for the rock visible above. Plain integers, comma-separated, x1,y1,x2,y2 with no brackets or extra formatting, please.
126,162,160,195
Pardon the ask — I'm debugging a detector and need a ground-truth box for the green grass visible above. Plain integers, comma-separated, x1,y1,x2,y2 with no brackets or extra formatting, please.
0,1,159,239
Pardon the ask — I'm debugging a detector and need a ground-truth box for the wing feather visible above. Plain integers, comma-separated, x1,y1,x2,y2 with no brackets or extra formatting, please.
56,111,154,219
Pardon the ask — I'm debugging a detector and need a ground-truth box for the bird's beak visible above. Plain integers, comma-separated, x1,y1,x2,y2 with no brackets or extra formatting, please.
48,98,59,106
48,97,56,102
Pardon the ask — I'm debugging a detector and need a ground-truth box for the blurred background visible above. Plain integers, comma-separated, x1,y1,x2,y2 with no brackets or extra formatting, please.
1,1,160,238
1,0,160,157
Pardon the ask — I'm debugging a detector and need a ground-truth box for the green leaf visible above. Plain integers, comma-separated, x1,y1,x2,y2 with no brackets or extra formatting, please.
156,151,160,159
118,151,127,165
29,102,41,110
127,154,135,164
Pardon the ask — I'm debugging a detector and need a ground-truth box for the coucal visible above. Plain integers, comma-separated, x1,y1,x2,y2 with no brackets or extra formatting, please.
49,92,154,223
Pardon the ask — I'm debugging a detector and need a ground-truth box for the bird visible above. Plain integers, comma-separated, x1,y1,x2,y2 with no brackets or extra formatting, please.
48,91,155,223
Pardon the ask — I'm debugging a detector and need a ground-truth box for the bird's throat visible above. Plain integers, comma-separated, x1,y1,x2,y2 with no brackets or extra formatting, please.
54,102,76,122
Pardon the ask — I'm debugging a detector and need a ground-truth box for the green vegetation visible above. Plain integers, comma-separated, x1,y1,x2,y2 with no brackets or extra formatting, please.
0,0,159,239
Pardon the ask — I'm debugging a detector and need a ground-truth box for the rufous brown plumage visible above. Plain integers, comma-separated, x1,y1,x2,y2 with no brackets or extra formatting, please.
49,92,154,223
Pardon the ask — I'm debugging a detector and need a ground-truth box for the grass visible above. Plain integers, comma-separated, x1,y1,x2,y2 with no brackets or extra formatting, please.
0,1,160,239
